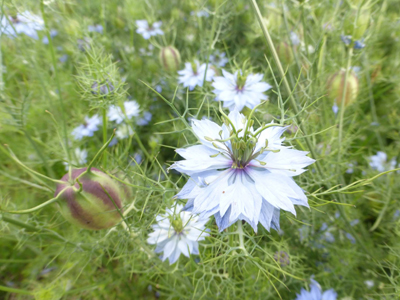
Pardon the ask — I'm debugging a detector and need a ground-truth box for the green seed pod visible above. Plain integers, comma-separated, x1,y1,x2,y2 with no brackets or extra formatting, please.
159,46,181,72
276,42,294,65
54,168,124,230
344,9,370,40
327,69,359,106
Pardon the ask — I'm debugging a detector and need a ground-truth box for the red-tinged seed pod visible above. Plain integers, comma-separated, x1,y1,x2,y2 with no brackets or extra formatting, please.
54,168,124,230
327,69,359,106
159,46,181,72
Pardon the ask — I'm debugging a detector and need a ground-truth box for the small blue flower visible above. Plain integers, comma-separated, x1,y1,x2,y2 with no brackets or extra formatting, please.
136,111,153,126
340,35,352,45
354,39,365,50
332,102,339,115
295,279,337,300
88,24,103,34
345,232,356,244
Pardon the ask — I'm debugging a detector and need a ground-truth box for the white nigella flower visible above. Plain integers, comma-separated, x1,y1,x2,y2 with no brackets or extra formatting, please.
1,11,44,40
115,123,134,140
71,114,102,140
169,108,315,232
212,70,272,111
108,100,140,124
369,151,397,172
147,204,209,265
178,60,215,91
135,20,163,39
63,148,88,170
295,279,337,300
209,50,229,68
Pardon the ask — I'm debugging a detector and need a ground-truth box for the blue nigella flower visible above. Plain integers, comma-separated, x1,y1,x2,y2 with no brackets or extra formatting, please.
295,279,337,300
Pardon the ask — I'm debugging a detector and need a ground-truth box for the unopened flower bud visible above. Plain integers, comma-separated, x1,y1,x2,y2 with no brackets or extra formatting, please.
91,80,115,96
159,46,181,72
344,9,370,40
54,168,124,230
327,70,359,106
276,42,294,65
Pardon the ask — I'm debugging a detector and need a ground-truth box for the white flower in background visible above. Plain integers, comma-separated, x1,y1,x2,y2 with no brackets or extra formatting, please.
71,115,102,140
88,24,103,34
1,11,44,40
169,109,314,232
290,31,301,46
300,43,315,54
369,151,397,172
191,10,210,18
108,100,140,124
178,61,215,91
115,123,134,140
135,20,163,39
212,70,272,111
147,204,209,265
63,148,88,170
209,50,229,68
295,279,337,300
364,280,374,288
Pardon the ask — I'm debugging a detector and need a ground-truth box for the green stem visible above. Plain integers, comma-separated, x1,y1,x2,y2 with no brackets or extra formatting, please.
236,220,248,256
0,285,32,295
102,108,108,168
77,129,115,179
40,0,70,164
249,0,323,176
0,145,64,184
337,47,353,171
1,215,92,251
4,186,69,214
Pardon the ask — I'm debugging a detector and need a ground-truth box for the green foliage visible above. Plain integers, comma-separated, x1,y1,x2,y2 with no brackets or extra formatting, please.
1,0,400,299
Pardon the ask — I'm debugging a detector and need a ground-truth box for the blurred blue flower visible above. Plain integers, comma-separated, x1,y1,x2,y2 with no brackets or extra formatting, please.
295,279,337,300
354,39,365,50
137,111,153,126
88,24,103,34
341,35,352,45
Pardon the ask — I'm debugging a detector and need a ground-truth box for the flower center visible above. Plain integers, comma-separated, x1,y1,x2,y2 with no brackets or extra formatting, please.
171,216,184,233
236,73,247,92
230,136,257,169
191,62,198,75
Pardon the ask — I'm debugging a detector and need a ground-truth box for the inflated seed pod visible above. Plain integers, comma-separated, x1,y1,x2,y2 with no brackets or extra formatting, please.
54,168,123,230
159,46,181,72
327,69,359,106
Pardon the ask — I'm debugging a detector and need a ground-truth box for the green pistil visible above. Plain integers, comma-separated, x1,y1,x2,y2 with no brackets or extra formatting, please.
236,73,248,91
172,216,184,233
191,62,198,75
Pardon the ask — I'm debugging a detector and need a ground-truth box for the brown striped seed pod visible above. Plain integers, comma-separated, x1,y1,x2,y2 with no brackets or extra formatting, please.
54,168,123,230
159,46,181,72
327,69,359,106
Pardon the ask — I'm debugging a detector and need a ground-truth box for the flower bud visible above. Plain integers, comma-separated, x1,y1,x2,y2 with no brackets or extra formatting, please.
91,80,114,96
327,70,359,106
276,42,294,65
159,46,181,72
344,9,370,40
54,168,124,230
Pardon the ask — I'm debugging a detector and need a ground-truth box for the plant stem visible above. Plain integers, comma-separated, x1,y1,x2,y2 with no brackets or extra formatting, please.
102,108,108,167
40,1,70,164
249,0,323,176
337,46,353,172
237,220,248,256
